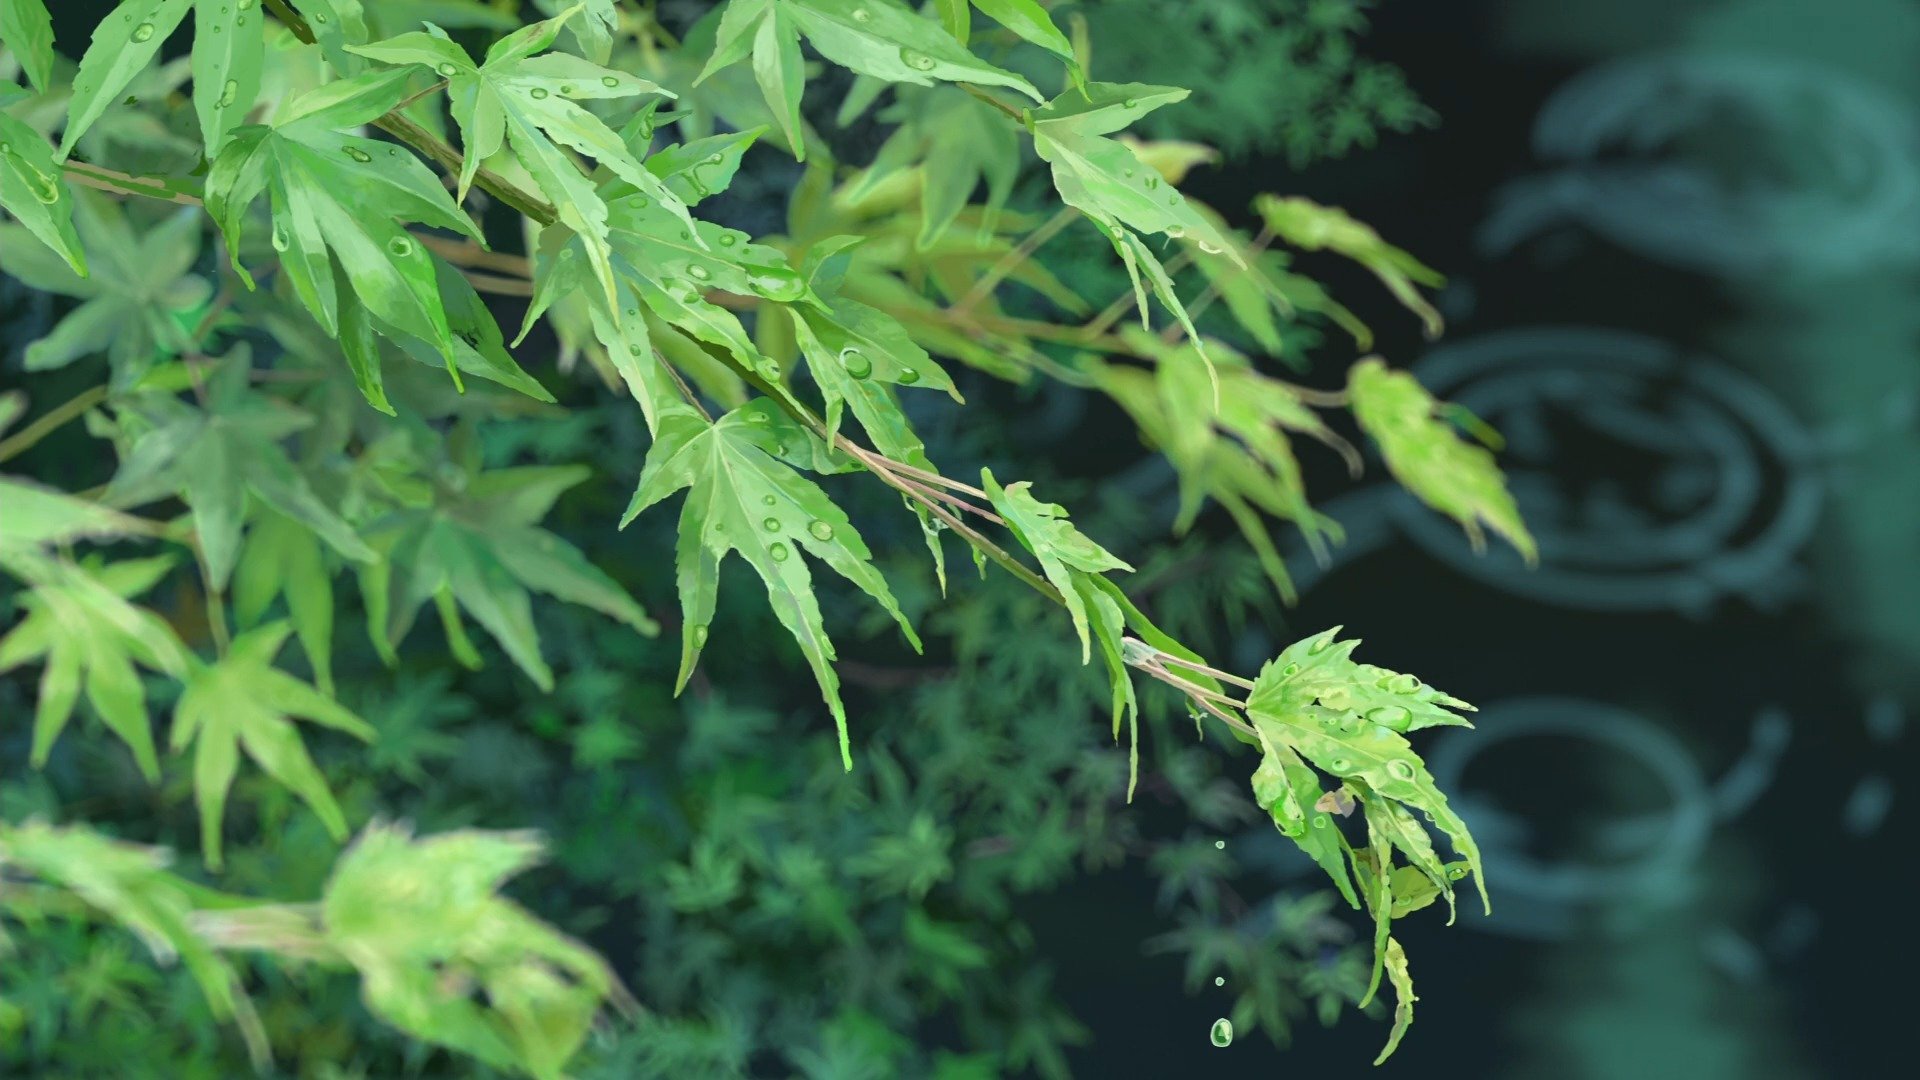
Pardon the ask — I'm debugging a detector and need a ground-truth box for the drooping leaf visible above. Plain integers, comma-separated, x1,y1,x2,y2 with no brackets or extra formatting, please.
1245,627,1487,916
979,468,1131,663
695,0,1042,162
169,621,377,869
1373,937,1416,1064
0,112,85,274
1254,194,1444,338
0,556,191,779
1347,358,1536,562
622,403,921,770
1093,330,1346,600
205,68,484,363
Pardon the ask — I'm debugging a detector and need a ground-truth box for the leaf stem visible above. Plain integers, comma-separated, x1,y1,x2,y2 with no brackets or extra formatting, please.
0,385,110,465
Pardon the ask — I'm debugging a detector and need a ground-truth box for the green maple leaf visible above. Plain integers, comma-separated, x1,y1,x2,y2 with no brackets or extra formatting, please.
57,0,265,159
0,111,85,275
1030,83,1239,364
0,555,192,780
349,8,693,308
980,468,1130,663
1347,358,1536,561
1244,626,1486,917
622,402,921,770
317,823,624,1080
358,463,657,692
1094,330,1346,601
695,0,1042,162
0,0,55,92
170,620,377,870
1254,195,1444,338
104,349,375,590
0,193,208,378
206,67,484,364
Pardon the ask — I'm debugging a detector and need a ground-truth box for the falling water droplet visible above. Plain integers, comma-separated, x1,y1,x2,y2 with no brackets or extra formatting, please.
840,348,872,379
1214,976,1225,987
131,23,155,42
807,520,834,541
769,542,791,562
1209,1018,1233,1047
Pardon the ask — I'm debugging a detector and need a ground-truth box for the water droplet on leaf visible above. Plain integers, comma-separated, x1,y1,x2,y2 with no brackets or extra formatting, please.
746,266,805,302
769,541,791,562
436,62,458,77
343,145,372,162
217,80,238,107
387,236,414,256
840,348,872,379
602,76,620,88
131,23,155,42
686,264,713,282
692,624,709,646
900,48,937,72
1366,705,1411,727
896,368,920,385
807,520,834,541
1389,674,1421,694
529,87,549,99
1386,760,1416,782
